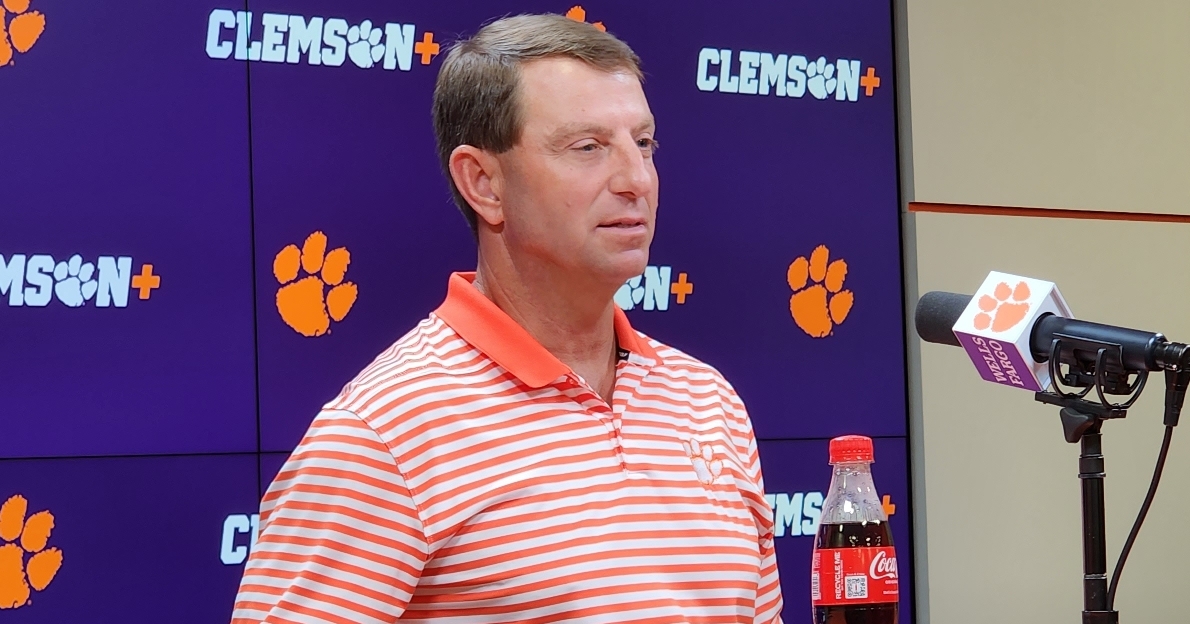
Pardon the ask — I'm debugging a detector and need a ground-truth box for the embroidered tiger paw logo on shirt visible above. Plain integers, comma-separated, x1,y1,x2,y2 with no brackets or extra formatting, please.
974,281,1031,332
0,0,45,67
565,6,605,31
0,495,63,609
788,245,854,338
274,231,358,337
682,439,723,486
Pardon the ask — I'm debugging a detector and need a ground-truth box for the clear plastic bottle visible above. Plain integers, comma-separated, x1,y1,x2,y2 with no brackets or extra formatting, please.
811,435,898,624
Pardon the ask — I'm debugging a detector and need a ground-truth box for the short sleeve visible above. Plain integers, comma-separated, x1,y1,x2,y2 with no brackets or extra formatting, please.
231,410,429,623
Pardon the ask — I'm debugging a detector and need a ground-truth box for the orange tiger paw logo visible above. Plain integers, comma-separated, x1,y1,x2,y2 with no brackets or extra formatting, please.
274,231,358,337
565,6,605,31
788,245,854,338
975,281,1031,332
0,495,63,609
0,0,46,67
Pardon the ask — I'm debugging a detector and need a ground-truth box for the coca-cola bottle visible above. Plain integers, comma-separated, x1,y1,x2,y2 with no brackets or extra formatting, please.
811,435,898,624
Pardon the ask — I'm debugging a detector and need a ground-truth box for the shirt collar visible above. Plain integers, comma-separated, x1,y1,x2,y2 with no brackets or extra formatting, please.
433,272,659,388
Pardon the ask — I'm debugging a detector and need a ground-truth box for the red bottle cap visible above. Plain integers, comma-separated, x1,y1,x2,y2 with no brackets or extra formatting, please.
829,435,874,464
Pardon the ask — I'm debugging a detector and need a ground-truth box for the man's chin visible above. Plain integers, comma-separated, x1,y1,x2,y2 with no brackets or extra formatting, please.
600,249,650,285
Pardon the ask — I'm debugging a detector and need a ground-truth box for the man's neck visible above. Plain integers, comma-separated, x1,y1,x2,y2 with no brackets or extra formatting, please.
472,251,620,402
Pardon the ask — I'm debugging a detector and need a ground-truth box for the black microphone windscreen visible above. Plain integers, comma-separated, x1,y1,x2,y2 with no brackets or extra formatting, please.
915,291,971,347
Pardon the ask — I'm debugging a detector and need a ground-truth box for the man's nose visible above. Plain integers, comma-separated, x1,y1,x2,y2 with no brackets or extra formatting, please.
609,136,654,200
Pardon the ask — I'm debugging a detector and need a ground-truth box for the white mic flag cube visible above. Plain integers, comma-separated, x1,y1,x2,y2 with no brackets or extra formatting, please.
951,271,1072,392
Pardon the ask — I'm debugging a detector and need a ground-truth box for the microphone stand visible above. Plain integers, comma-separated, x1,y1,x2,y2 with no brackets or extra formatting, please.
1032,335,1189,624
1032,335,1145,624
1034,392,1128,624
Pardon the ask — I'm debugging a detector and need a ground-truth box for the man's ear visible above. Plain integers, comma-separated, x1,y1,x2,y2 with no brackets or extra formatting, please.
448,145,505,227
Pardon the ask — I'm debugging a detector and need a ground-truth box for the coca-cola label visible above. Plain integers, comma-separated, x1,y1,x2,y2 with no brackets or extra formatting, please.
811,547,899,606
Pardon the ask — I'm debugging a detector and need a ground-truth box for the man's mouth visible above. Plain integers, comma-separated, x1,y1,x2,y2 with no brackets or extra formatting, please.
599,218,646,228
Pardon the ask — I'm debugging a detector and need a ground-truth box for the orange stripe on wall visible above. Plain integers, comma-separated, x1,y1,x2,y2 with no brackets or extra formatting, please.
909,202,1190,224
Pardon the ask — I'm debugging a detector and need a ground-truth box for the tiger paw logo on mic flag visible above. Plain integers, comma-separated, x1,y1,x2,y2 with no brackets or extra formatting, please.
952,271,1071,392
974,281,1031,332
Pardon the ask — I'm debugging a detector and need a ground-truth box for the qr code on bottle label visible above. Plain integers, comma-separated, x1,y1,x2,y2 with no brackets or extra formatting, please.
845,574,868,599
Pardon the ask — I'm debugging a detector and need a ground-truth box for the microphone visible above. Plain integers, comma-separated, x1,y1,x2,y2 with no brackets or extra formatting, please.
915,272,1190,394
916,272,1073,391
917,271,1190,623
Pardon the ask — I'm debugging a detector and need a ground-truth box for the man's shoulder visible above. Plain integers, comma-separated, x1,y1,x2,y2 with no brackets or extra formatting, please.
323,313,475,419
638,331,738,395
638,332,754,439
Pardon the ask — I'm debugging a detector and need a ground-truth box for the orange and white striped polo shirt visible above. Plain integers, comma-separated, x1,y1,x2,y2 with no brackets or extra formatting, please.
232,272,783,624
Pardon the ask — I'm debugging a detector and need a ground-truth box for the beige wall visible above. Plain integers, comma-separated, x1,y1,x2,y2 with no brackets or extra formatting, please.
899,1,1190,622
904,0,1190,215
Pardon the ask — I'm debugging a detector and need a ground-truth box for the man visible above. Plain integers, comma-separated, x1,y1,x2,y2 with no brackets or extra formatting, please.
232,13,782,623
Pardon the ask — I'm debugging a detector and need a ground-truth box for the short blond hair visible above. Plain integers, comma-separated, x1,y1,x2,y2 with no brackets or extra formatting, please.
432,14,643,235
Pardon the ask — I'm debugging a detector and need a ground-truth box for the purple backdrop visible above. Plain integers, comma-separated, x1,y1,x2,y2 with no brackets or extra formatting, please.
0,0,257,458
0,455,257,622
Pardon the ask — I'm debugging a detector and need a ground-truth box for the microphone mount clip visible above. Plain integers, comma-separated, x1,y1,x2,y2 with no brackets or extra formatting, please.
1044,334,1149,410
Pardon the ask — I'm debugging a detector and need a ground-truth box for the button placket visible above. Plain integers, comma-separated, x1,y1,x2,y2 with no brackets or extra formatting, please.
595,404,625,470
612,360,651,461
559,374,627,470
611,418,626,470
609,359,652,471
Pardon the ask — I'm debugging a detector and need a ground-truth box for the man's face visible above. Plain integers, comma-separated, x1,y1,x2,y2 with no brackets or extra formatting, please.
496,57,658,288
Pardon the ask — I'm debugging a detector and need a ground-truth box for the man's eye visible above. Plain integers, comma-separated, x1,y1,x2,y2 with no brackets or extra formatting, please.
638,138,659,153
577,143,601,152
